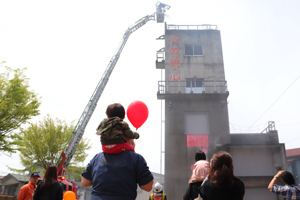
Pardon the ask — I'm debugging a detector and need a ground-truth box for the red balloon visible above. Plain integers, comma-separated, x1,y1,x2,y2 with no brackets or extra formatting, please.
127,101,149,129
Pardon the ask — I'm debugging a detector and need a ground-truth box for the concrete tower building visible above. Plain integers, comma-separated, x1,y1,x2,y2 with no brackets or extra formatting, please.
156,24,287,200
157,23,230,199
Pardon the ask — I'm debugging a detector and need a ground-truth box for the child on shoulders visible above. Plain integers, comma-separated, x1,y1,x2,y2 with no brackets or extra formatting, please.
96,103,139,154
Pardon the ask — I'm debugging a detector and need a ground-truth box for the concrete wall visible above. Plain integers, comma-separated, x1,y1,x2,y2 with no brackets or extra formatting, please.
244,187,279,200
165,29,225,82
164,94,230,199
230,132,287,199
228,140,287,200
163,26,230,200
230,145,287,176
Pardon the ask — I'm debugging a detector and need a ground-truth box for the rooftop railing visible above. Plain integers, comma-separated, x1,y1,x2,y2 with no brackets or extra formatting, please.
167,24,218,30
158,80,227,94
261,121,276,134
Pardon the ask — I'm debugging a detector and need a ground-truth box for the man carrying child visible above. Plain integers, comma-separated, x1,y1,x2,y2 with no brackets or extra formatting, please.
82,103,153,200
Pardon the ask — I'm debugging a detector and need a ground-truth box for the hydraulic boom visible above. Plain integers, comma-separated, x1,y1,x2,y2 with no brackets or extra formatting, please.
56,2,170,176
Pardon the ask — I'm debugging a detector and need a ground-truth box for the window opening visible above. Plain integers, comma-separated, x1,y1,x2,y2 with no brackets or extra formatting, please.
185,45,193,56
186,78,205,93
184,45,203,56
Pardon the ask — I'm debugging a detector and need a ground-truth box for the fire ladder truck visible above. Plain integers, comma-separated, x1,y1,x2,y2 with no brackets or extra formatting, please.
55,2,170,198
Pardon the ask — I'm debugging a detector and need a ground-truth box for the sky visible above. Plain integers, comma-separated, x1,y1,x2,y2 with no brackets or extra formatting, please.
1,0,300,176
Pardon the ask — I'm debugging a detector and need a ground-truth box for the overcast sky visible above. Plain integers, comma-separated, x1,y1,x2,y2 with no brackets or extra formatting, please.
1,0,300,176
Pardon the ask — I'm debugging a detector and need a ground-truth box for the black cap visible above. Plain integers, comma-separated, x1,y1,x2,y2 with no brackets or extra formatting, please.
30,172,40,178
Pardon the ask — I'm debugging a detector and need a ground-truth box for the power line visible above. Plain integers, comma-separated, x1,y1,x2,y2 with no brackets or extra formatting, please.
246,74,300,132
230,122,266,127
230,122,266,133
278,122,300,126
286,135,300,145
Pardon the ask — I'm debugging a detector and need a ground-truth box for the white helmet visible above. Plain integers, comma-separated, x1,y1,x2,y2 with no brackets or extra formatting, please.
154,182,163,192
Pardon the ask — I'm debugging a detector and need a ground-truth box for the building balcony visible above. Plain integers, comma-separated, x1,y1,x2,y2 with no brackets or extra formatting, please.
156,49,165,69
156,60,165,69
157,80,228,99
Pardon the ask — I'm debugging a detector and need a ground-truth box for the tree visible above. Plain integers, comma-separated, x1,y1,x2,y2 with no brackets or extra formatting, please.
9,115,91,174
66,166,86,180
0,61,41,154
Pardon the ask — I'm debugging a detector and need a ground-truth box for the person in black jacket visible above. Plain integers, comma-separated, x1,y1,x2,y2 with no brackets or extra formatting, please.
199,151,245,200
34,165,63,200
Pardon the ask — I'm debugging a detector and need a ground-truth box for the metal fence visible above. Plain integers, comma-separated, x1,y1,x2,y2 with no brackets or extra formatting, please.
167,24,218,30
158,80,227,94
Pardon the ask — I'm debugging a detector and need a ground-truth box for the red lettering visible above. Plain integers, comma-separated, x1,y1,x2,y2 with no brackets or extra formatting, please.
169,72,181,81
169,35,180,44
169,47,179,55
169,59,180,68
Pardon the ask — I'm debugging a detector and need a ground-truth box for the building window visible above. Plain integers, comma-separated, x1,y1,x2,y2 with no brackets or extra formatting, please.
186,78,205,93
184,45,203,56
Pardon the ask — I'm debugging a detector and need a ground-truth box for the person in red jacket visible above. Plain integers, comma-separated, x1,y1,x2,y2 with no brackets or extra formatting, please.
18,172,40,200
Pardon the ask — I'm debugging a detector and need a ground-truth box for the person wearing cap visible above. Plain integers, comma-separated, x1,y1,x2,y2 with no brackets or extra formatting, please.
18,172,40,200
268,170,300,200
149,182,167,200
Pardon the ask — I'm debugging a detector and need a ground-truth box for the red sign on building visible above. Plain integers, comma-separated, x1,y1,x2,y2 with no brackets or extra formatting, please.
186,134,209,147
168,35,181,81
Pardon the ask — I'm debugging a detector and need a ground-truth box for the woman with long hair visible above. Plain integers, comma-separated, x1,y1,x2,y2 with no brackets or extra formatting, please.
34,165,64,200
199,151,245,200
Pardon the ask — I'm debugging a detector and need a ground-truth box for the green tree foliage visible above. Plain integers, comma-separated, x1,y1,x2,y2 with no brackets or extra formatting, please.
9,115,91,174
66,166,86,180
0,61,41,154
0,133,20,154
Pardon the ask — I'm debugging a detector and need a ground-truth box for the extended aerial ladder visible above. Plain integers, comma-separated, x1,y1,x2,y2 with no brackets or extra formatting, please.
56,2,171,177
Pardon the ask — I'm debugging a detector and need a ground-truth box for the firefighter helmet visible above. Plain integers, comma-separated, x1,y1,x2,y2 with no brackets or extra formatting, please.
154,182,163,192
